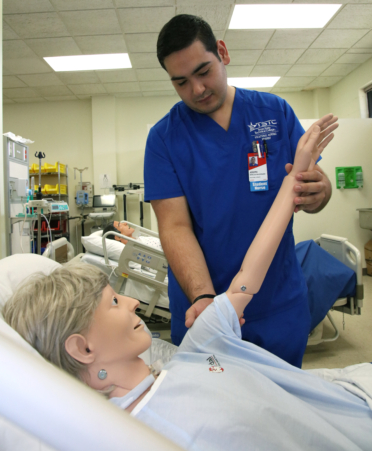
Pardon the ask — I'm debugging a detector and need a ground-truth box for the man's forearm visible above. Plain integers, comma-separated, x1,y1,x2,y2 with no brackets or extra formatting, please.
159,224,215,303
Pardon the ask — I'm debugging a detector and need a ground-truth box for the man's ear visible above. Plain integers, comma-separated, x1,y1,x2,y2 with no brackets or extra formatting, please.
65,334,95,364
216,40,230,65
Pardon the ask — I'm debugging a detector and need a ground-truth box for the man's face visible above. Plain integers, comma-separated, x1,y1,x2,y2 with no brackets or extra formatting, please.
164,39,230,115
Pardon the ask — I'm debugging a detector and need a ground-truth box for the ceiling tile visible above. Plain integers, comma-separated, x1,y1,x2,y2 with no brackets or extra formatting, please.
228,50,262,65
17,73,65,87
4,13,70,39
143,90,177,97
267,30,322,49
225,30,274,50
44,96,79,101
3,76,28,89
3,0,54,14
117,7,175,33
3,22,21,41
3,99,16,104
275,76,316,88
57,71,101,84
306,77,343,88
353,30,372,49
51,0,115,10
130,53,160,69
25,37,82,57
271,87,303,93
125,33,158,53
68,84,108,95
226,66,254,77
140,80,174,91
311,29,369,48
327,4,372,28
75,35,128,54
321,63,360,76
175,5,231,30
296,48,346,64
3,87,40,98
348,48,372,54
136,68,169,81
337,53,372,64
250,65,291,76
3,58,53,75
14,97,47,103
257,49,305,65
96,69,138,83
286,64,330,76
3,40,38,60
34,85,74,96
60,10,122,36
103,82,141,93
115,0,175,6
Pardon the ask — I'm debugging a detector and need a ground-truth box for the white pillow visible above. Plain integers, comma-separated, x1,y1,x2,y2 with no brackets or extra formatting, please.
0,254,61,354
81,231,124,261
0,254,61,310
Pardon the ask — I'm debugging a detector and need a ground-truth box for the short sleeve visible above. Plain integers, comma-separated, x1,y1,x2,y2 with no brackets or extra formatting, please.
178,293,242,354
144,125,185,201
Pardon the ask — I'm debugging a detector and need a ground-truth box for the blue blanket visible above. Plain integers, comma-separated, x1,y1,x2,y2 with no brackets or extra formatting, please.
295,240,356,331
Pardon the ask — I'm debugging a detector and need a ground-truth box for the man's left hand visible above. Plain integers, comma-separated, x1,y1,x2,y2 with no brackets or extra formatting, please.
285,163,331,213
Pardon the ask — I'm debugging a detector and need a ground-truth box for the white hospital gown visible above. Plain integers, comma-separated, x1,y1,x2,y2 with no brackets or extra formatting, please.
130,294,372,451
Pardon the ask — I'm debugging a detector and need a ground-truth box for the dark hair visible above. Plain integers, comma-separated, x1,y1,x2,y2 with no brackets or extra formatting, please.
157,14,220,70
102,221,118,241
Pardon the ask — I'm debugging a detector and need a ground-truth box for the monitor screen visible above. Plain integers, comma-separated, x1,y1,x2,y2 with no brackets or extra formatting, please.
93,195,116,208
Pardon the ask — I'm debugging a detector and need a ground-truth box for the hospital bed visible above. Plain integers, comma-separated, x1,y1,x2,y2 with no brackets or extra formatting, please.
297,234,364,346
78,222,171,326
0,254,371,451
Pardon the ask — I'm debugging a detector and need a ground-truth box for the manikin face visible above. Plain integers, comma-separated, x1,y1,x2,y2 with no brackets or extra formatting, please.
85,285,151,364
113,221,135,244
164,39,230,116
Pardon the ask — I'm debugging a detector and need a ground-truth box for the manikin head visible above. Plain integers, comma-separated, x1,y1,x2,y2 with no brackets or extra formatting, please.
157,14,231,115
103,221,135,244
3,264,152,397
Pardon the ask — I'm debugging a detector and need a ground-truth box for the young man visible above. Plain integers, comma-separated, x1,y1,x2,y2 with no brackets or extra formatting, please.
144,15,335,366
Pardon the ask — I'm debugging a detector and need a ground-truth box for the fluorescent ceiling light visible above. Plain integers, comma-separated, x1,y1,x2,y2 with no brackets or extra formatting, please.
229,4,342,29
44,53,132,72
228,77,280,88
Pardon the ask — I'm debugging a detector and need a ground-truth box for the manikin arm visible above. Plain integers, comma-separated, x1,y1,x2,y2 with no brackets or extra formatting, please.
226,115,337,319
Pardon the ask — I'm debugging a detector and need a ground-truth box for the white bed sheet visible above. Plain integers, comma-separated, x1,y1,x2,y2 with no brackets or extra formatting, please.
81,252,170,310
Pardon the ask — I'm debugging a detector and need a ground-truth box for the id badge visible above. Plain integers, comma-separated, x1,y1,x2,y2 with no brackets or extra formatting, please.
248,139,268,191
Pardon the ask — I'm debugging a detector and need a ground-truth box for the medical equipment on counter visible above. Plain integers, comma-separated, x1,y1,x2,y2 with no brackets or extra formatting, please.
88,194,116,231
113,183,145,226
74,167,89,206
3,135,31,255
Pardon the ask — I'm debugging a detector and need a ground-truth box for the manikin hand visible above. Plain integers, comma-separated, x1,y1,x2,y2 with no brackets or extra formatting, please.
185,298,245,329
285,113,338,213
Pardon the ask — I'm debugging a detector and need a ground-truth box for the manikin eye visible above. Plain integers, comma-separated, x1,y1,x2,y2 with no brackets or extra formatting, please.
112,296,118,305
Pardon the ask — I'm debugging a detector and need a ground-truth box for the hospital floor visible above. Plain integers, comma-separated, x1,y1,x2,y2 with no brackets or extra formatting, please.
302,274,372,370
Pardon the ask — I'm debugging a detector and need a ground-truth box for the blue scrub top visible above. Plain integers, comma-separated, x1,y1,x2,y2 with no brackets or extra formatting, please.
144,88,307,327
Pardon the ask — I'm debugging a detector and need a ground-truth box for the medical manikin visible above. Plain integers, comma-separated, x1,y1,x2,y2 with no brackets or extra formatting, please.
4,115,372,450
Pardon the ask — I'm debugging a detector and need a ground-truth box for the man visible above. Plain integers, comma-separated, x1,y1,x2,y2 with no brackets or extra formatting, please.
144,14,336,366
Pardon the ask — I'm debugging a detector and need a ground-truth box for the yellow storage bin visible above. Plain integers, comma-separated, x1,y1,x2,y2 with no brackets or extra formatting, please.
43,184,67,195
42,162,66,174
34,185,46,195
29,163,42,174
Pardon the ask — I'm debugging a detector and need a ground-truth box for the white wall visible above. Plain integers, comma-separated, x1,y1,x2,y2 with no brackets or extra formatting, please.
294,119,372,266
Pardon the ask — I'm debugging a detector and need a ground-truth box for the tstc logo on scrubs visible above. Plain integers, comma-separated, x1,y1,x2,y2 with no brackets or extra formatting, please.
248,119,278,141
207,355,224,373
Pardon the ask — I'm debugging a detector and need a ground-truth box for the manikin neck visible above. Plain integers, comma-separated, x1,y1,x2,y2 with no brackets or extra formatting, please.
83,356,150,399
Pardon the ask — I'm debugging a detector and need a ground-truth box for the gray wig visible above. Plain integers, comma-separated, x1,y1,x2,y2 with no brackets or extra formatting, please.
3,263,109,381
